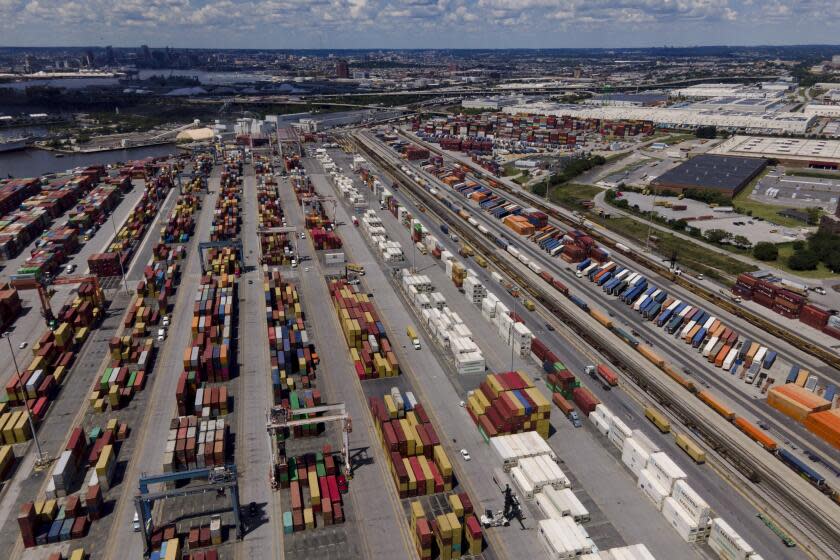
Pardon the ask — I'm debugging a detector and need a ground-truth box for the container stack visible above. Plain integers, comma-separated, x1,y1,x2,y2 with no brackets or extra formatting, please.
90,336,152,411
329,279,400,379
369,391,454,497
205,247,241,276
263,271,319,402
767,384,831,422
211,170,242,241
18,497,91,548
708,518,759,560
410,493,482,560
160,194,199,243
490,431,556,471
182,276,236,383
276,451,345,533
150,537,181,560
537,517,594,557
466,371,551,440
162,416,227,472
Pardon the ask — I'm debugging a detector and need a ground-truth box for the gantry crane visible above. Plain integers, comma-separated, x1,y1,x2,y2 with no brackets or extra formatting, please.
266,402,352,487
134,465,243,556
11,274,104,327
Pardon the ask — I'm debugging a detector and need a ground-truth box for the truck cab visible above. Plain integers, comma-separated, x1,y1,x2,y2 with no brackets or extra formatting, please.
569,411,582,428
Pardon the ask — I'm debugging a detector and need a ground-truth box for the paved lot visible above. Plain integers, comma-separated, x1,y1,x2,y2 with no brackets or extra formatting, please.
616,191,804,243
755,171,840,214
277,170,413,560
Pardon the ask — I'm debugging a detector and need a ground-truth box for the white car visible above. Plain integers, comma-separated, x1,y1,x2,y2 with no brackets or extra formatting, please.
18,341,28,349
460,449,471,461
162,316,170,328
65,264,76,274
133,512,141,532
157,328,166,342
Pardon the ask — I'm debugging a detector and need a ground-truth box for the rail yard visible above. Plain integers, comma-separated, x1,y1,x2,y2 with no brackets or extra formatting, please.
0,117,838,560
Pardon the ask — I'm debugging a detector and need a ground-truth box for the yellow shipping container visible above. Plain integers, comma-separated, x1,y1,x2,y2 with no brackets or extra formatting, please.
404,457,417,491
517,371,535,388
95,444,115,477
433,445,452,477
308,471,320,505
474,388,491,410
486,375,504,398
41,499,57,520
419,456,434,495
69,549,85,560
164,537,180,560
384,395,397,418
53,365,67,385
524,387,550,413
448,493,464,519
447,512,462,544
411,500,425,522
304,507,315,529
4,411,21,444
14,412,31,443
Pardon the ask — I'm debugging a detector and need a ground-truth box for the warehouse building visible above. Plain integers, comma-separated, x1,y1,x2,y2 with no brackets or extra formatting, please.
501,102,814,134
712,135,840,169
651,154,768,198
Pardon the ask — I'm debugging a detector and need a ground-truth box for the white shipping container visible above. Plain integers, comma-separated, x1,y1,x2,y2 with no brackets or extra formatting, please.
647,452,687,493
722,347,738,370
709,518,754,560
671,479,711,525
510,466,535,500
608,416,633,450
662,497,707,543
637,469,668,510
621,438,650,478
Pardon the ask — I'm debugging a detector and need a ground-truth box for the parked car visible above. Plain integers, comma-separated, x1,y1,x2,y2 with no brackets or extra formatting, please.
460,449,471,461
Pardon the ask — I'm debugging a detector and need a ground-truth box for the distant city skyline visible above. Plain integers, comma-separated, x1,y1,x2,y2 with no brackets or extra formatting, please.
0,0,839,49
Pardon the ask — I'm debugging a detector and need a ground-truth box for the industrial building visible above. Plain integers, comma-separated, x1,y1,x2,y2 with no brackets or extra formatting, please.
462,96,525,110
583,93,668,107
501,102,814,134
712,135,840,169
651,154,768,197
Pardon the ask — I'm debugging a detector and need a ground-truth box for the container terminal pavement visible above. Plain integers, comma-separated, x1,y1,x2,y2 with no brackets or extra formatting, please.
0,145,835,560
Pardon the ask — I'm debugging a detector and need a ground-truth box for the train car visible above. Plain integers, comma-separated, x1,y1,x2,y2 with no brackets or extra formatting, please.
644,407,671,433
675,432,706,464
733,417,778,452
662,364,698,393
776,448,826,489
697,390,736,421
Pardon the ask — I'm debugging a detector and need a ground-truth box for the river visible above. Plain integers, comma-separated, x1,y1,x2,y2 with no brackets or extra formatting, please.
0,144,176,178
0,69,276,91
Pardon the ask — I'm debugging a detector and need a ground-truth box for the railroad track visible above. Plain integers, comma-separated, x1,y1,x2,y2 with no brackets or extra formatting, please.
352,132,840,559
399,131,840,373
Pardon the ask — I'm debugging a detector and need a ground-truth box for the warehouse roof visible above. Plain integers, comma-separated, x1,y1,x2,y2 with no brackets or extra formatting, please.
653,154,767,192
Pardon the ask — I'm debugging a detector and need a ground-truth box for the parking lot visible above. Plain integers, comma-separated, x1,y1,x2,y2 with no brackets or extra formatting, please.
616,191,806,244
754,170,840,213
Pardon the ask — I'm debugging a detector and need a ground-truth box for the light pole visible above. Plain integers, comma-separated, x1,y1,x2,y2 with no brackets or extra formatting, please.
3,332,46,466
509,288,517,372
110,214,130,294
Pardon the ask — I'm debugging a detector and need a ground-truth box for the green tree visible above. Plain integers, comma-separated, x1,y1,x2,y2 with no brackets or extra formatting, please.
731,235,751,249
753,242,778,261
806,207,822,225
672,219,688,231
788,248,819,270
793,240,806,251
824,250,840,273
704,229,731,244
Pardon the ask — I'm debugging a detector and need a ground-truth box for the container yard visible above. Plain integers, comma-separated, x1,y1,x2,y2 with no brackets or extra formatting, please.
0,117,836,560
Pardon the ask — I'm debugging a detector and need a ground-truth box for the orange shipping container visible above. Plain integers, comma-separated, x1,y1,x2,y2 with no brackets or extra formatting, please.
714,345,730,367
637,345,664,368
697,390,735,420
804,409,840,450
767,390,814,422
771,384,831,412
733,417,778,451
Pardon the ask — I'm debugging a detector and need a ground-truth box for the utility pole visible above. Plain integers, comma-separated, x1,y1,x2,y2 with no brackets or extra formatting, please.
111,214,130,294
3,332,47,467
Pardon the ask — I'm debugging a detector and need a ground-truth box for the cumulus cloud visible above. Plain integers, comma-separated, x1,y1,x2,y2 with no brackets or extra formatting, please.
0,0,836,44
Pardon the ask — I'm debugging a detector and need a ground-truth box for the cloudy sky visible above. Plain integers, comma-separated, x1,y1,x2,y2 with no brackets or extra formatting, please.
0,0,838,48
